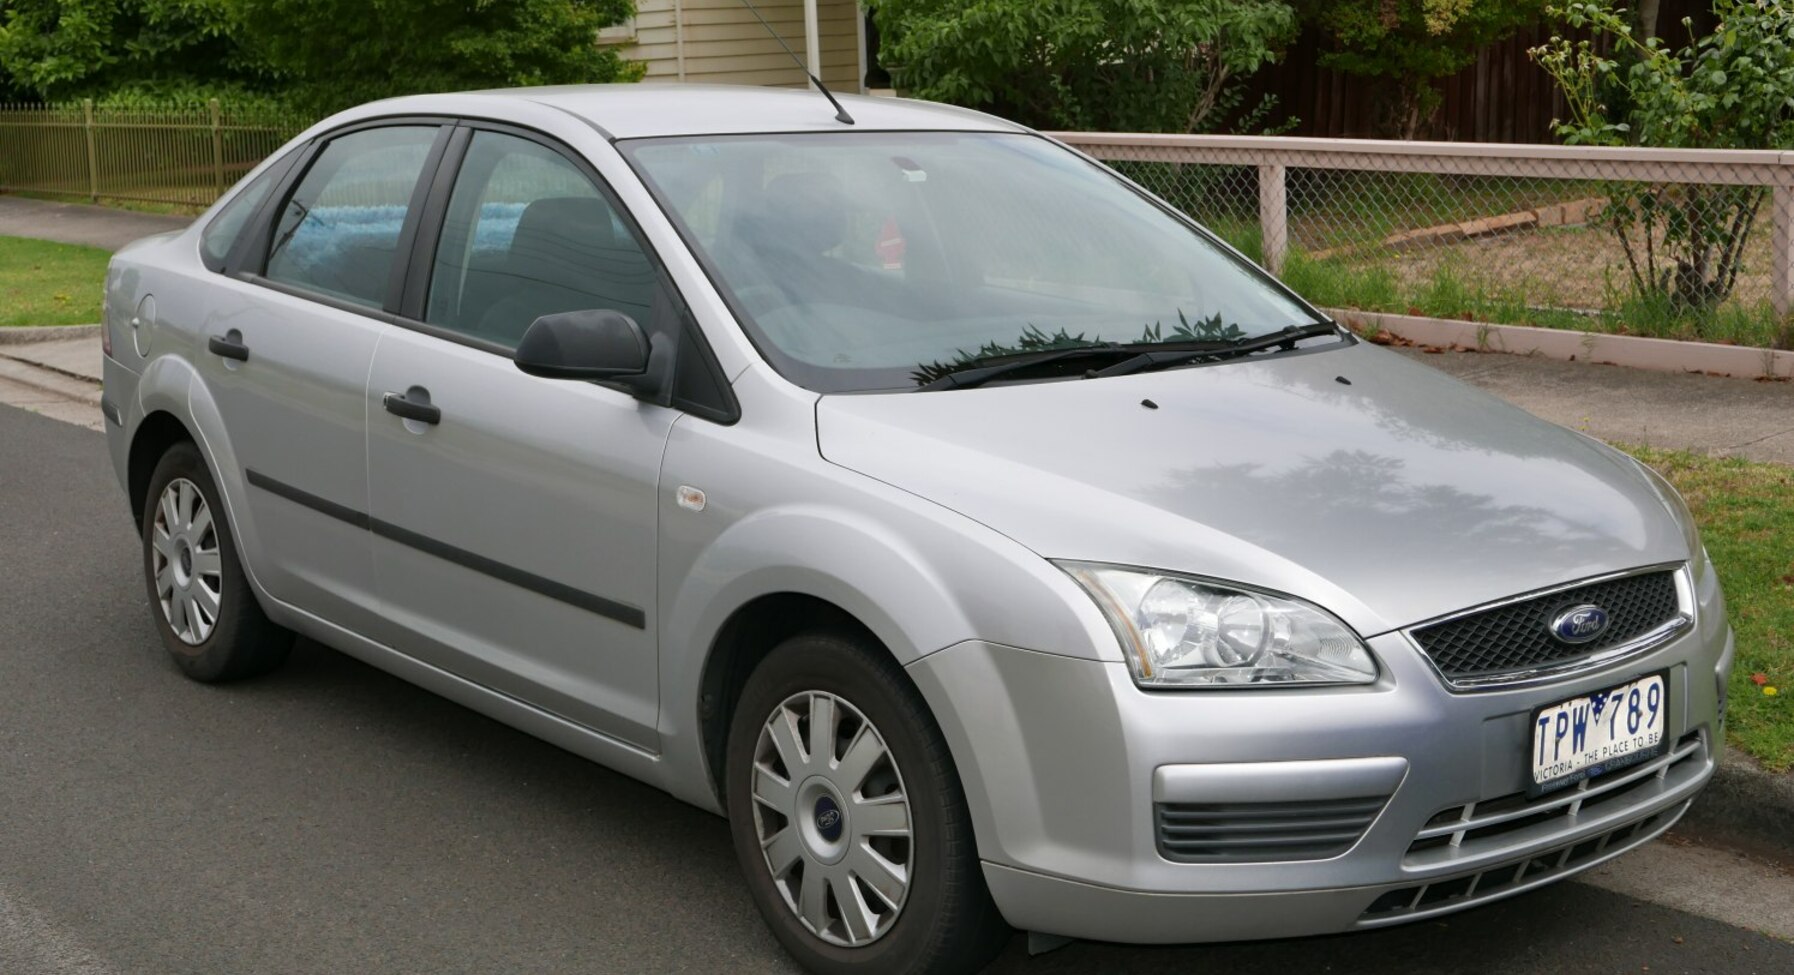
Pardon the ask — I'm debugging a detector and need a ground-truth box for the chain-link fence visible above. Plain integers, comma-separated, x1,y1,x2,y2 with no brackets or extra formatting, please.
1057,133,1794,349
0,100,312,210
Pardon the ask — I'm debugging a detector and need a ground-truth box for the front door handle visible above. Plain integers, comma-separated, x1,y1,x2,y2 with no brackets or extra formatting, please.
382,387,441,425
208,330,250,362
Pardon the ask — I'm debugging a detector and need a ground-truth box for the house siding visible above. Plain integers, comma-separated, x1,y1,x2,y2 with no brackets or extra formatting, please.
631,0,863,92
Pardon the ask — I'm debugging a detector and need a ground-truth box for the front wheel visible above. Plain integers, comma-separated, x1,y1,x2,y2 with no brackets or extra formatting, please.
725,631,1009,975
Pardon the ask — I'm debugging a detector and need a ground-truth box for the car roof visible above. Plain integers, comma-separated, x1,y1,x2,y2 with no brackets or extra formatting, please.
392,84,1029,140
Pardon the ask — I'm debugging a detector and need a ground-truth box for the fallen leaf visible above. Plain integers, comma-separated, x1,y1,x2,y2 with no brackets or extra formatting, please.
1751,672,1769,686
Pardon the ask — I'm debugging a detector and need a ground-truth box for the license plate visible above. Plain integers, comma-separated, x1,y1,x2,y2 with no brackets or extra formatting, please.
1529,672,1667,795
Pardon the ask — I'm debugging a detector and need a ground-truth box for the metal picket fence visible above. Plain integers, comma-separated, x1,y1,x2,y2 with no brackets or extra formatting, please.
0,100,312,209
1056,133,1794,347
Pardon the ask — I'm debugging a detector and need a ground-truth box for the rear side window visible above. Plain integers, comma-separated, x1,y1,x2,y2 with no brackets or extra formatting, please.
424,130,657,348
200,159,286,272
265,126,439,309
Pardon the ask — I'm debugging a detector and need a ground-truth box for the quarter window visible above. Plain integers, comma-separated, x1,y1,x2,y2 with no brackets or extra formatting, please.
265,126,439,309
201,156,287,272
425,130,657,349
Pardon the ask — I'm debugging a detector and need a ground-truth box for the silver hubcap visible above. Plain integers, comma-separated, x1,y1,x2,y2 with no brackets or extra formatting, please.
752,691,913,947
151,478,222,645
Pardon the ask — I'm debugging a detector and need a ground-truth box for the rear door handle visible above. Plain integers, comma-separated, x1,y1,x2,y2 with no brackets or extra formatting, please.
208,330,250,362
382,387,442,425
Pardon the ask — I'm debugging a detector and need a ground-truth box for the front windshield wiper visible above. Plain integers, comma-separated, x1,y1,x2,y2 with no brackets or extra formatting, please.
917,344,1138,391
1088,322,1345,379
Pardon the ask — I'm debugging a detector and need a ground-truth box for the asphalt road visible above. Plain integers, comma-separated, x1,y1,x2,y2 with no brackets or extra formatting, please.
2,400,1792,975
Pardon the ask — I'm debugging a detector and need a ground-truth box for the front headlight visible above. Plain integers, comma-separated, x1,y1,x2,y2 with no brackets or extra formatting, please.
1058,562,1378,689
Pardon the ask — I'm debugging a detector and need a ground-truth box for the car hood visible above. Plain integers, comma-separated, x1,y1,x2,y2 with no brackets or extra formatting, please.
816,342,1688,636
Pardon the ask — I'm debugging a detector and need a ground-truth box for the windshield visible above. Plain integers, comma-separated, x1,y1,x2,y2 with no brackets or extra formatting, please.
622,131,1324,392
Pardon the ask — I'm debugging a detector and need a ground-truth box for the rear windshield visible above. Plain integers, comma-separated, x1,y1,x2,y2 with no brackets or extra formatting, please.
622,131,1320,393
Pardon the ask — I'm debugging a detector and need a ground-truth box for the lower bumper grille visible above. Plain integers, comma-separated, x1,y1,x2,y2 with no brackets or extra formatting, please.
1156,796,1389,863
1404,731,1706,867
1359,803,1683,924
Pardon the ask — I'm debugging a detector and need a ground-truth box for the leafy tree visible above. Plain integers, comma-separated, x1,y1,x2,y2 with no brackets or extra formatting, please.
1296,0,1549,138
866,0,1297,133
1532,0,1794,337
0,0,251,101
0,0,640,111
237,0,641,114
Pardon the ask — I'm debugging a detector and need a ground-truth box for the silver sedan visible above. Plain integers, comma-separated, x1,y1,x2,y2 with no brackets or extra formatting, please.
100,84,1732,975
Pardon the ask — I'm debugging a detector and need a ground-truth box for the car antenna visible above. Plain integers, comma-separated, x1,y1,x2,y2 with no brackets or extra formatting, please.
734,0,855,125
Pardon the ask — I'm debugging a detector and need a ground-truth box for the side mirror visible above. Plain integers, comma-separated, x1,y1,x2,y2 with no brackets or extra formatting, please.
514,309,650,381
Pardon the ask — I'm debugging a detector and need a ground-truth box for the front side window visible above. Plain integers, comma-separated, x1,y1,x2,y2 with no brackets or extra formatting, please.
623,132,1324,393
425,130,657,349
264,126,439,309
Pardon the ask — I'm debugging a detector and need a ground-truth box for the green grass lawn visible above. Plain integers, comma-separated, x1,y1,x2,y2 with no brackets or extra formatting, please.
1627,446,1794,771
0,236,109,327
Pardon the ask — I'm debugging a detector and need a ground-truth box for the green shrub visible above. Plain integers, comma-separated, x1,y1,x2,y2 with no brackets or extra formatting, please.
866,0,1296,132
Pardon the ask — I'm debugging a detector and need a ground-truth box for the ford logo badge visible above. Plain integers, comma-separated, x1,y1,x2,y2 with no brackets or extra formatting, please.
813,795,844,842
1549,604,1610,644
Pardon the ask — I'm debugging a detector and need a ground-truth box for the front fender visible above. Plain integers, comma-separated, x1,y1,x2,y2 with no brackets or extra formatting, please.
650,380,1119,812
669,504,976,672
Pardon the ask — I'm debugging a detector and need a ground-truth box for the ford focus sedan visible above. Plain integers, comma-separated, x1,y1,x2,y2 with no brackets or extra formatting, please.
101,85,1732,975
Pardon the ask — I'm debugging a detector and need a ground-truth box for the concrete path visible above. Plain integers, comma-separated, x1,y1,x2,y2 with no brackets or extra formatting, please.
1398,347,1794,465
0,195,189,251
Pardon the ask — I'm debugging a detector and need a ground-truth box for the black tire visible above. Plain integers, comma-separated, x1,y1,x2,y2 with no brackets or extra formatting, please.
725,631,1010,975
140,441,292,682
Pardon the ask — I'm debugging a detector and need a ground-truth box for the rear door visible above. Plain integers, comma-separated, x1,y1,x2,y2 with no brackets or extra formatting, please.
198,122,448,632
363,125,686,749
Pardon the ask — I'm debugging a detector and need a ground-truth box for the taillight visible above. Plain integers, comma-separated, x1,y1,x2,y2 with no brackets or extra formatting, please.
101,316,113,357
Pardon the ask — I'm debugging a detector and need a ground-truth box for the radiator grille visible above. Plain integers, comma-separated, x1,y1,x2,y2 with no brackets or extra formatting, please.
1411,570,1681,684
1155,796,1387,863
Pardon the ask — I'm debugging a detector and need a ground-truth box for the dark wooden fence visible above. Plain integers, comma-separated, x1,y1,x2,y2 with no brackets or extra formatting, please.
1252,1,1717,143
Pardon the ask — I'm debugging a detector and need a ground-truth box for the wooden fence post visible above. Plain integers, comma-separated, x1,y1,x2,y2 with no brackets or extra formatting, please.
209,98,225,198
1773,179,1793,322
82,98,99,202
1258,163,1288,277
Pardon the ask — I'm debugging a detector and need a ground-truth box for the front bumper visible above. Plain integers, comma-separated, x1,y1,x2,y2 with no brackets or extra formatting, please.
906,570,1732,944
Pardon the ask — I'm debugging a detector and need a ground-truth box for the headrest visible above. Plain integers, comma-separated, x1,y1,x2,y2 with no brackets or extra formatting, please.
510,196,616,266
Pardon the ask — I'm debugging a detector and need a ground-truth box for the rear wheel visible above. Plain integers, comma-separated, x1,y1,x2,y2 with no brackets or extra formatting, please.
141,442,292,681
725,631,1009,975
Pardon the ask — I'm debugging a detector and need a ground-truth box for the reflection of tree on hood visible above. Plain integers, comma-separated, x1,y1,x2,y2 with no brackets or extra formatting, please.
1158,447,1609,579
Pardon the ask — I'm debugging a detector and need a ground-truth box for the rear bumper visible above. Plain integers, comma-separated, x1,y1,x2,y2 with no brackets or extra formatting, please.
102,352,141,499
906,563,1732,943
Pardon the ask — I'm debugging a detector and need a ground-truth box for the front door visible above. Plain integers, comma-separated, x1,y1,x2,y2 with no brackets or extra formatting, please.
365,128,676,748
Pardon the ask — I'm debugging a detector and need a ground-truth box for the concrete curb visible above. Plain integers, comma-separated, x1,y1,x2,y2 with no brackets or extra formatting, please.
0,356,102,406
1680,748,1794,860
0,324,100,345
1327,308,1794,382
